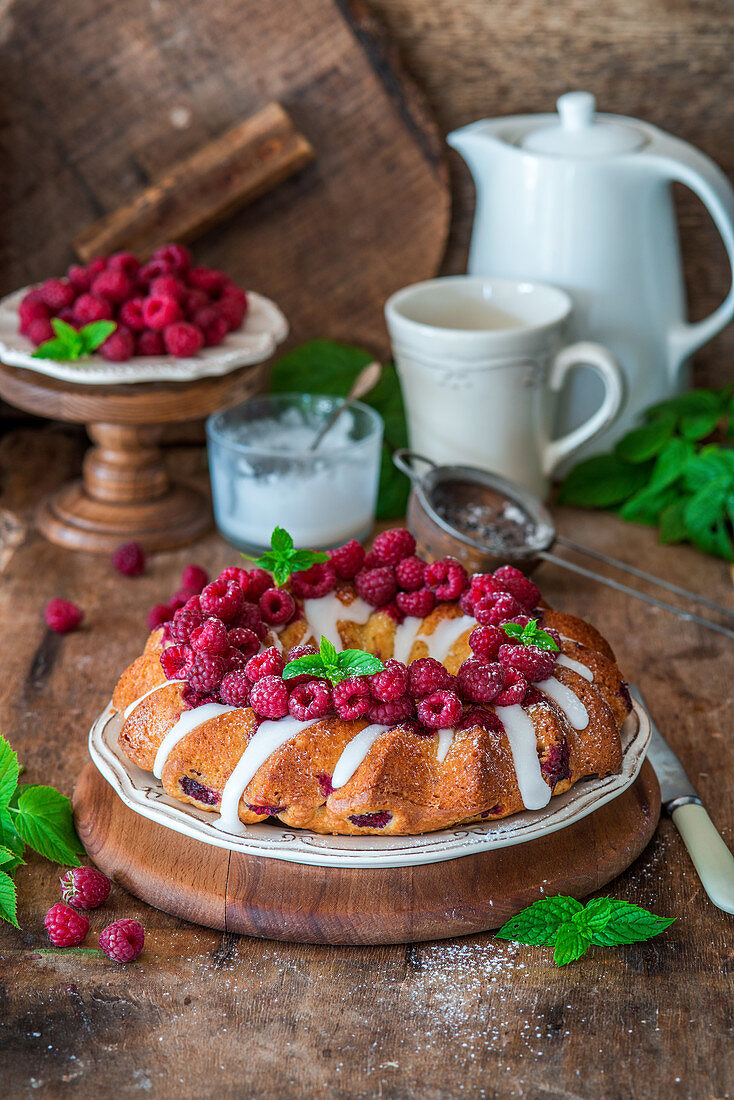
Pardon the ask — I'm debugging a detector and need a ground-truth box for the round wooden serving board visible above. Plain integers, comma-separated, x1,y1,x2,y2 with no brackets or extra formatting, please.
73,761,661,945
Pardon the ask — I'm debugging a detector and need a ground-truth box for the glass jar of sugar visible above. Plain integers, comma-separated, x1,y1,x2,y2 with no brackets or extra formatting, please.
206,393,384,552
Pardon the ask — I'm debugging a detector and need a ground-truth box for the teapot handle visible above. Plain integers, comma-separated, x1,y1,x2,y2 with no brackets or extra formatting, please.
644,141,734,375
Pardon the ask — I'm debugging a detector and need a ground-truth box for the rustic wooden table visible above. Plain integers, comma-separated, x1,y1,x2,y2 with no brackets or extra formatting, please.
0,424,732,1099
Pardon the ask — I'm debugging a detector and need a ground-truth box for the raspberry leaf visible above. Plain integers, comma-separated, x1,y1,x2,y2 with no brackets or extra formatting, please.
0,869,19,928
495,896,583,946
587,901,675,946
0,736,19,809
244,527,328,587
553,921,591,966
13,785,84,866
0,808,24,859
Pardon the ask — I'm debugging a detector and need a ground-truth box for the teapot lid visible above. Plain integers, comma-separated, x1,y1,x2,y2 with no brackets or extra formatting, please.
521,92,645,158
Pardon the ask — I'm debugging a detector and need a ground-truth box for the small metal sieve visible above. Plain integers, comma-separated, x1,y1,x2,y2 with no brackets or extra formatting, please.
394,450,734,641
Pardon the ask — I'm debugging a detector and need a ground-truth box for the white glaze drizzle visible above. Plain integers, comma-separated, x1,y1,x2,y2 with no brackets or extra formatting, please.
414,615,475,663
391,616,423,664
537,677,589,729
217,716,321,829
122,679,186,721
152,703,236,779
494,703,551,810
436,727,454,764
303,593,373,649
555,654,593,682
331,724,391,790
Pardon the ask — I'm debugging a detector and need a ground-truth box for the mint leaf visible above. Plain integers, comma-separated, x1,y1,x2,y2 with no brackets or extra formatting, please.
648,437,694,492
615,415,676,463
14,786,84,865
619,484,678,525
573,897,612,935
680,409,722,441
282,654,327,680
32,338,72,360
558,454,651,507
496,896,583,946
0,737,19,809
79,320,116,353
588,901,674,946
271,526,294,553
289,549,328,570
320,637,339,667
501,620,558,651
283,640,385,685
0,869,18,928
336,651,385,677
553,921,591,966
51,319,84,358
244,529,327,587
658,500,689,544
648,389,720,419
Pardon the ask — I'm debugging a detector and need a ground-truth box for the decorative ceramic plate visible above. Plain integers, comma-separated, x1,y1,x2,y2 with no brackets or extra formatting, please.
0,287,288,386
88,700,651,869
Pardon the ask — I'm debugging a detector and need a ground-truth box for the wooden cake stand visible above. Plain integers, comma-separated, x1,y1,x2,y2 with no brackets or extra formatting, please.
0,360,267,552
73,761,660,945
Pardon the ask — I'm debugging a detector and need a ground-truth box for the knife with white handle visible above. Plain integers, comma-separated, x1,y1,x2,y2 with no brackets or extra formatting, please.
631,685,734,915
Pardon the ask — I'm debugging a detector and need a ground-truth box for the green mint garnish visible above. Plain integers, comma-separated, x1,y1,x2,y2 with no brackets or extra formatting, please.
0,734,84,928
496,896,675,966
32,318,117,361
283,636,384,686
501,619,559,652
243,526,328,587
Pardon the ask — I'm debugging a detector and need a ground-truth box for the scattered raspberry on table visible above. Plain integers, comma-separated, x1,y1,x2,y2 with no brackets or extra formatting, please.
98,918,145,963
44,597,84,634
60,866,111,910
44,902,90,947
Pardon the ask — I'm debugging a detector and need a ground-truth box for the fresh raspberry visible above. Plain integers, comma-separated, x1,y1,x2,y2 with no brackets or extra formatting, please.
152,243,191,274
170,587,202,611
27,317,55,346
493,564,541,611
245,647,284,682
395,555,426,591
468,625,505,661
233,603,266,640
249,675,289,719
67,264,94,293
457,658,506,703
21,287,46,307
375,601,404,623
56,307,77,326
494,667,529,707
498,643,556,682
98,918,145,963
219,670,253,707
188,652,226,692
45,597,83,634
226,627,260,658
177,564,206,593
287,644,318,662
370,658,408,702
288,678,332,721
72,294,114,325
473,592,523,627
193,307,229,347
457,705,503,734
163,321,203,358
60,866,111,910
200,579,244,623
220,281,248,305
139,258,170,283
150,275,186,301
99,325,135,362
168,605,204,644
217,297,246,331
290,562,337,600
187,266,225,294
459,591,475,616
147,603,173,631
86,257,108,279
225,645,248,672
417,689,463,729
107,251,141,279
160,643,194,679
118,297,146,332
407,657,452,698
181,685,215,708
355,566,397,607
18,298,50,333
368,696,414,724
183,288,210,315
259,587,296,626
424,557,468,601
136,329,165,356
44,902,89,947
91,270,133,304
469,573,502,602
142,295,182,331
372,528,416,566
220,566,266,599
190,617,229,656
332,676,371,720
362,549,382,570
111,541,145,576
39,278,75,312
395,587,435,618
327,539,366,579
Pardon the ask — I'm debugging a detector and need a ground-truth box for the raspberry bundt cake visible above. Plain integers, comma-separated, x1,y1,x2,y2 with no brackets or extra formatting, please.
111,528,630,836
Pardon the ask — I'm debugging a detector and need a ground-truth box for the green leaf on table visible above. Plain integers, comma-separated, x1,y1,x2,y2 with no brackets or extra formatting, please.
648,437,694,492
658,500,689,544
0,737,19,809
558,454,651,507
619,484,679,525
495,896,583,946
573,896,613,935
14,785,84,865
680,409,723,442
647,389,720,420
614,415,676,463
269,339,410,519
0,808,24,859
587,901,675,946
0,869,19,928
553,921,591,966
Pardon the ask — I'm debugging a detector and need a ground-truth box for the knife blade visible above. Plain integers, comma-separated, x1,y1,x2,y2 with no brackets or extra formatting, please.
631,684,734,915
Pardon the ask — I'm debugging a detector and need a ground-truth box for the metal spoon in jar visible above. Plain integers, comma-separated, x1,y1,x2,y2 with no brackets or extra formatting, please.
309,361,383,451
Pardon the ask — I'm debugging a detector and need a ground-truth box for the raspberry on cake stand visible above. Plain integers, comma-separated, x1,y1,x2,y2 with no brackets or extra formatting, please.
0,359,270,552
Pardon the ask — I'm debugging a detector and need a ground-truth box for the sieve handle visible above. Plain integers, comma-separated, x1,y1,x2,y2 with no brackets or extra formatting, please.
392,449,438,485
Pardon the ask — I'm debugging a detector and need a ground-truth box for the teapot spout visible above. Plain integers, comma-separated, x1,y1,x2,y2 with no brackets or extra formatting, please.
447,121,499,177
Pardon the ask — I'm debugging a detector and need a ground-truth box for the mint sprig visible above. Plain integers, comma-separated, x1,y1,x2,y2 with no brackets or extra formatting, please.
32,318,117,361
283,636,384,686
0,734,84,928
243,526,328,587
496,896,675,966
501,619,559,652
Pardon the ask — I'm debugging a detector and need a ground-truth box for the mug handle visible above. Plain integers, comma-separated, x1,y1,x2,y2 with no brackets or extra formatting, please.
542,342,625,477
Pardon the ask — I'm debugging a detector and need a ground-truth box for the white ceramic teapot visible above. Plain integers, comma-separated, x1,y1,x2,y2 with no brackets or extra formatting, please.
448,92,734,454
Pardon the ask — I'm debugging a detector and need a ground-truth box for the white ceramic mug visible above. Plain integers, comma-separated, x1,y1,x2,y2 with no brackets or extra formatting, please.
385,276,624,499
